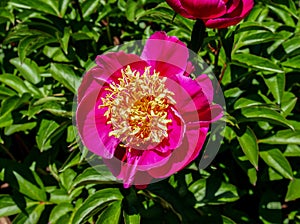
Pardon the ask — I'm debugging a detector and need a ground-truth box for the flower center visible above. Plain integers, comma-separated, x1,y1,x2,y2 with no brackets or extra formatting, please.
100,65,176,148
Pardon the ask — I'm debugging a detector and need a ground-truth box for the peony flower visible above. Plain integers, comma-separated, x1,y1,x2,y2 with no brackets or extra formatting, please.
166,0,254,28
76,31,223,188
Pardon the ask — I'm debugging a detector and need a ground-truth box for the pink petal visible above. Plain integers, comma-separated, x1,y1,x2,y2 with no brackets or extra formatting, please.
76,89,119,159
133,148,172,170
78,67,103,103
95,51,142,76
195,74,213,102
165,0,195,19
182,126,209,166
183,61,195,77
148,124,209,178
165,74,210,115
141,31,189,77
154,107,185,153
181,0,227,19
204,0,254,28
226,0,242,15
118,151,141,188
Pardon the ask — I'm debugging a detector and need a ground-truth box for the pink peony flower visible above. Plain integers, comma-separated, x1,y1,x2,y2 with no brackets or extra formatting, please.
76,31,223,188
166,0,254,28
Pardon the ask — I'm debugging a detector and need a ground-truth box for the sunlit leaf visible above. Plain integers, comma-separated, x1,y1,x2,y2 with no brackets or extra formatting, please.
260,149,293,180
71,188,123,224
236,126,259,170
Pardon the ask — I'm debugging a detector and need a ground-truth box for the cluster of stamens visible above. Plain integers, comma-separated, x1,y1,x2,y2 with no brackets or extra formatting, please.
100,65,176,148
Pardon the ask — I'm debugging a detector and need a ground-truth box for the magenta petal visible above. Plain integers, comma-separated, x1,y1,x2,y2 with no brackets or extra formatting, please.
136,149,172,170
148,124,208,178
118,152,141,188
78,67,104,103
76,88,119,159
155,107,185,153
205,0,254,28
166,74,210,115
181,0,227,19
183,61,194,77
95,51,142,76
199,104,224,125
195,74,213,102
141,31,189,77
226,0,242,15
165,0,195,19
181,126,209,166
148,31,186,47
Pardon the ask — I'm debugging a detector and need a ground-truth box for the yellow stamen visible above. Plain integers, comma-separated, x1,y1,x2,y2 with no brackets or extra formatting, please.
100,65,176,148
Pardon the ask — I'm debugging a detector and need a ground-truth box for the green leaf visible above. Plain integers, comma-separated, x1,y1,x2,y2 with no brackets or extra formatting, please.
59,0,70,17
268,4,295,26
262,73,285,105
247,167,258,186
126,0,139,22
259,130,300,145
50,63,81,93
10,57,41,84
0,8,14,24
0,195,21,216
60,27,71,54
59,168,77,191
232,53,284,73
239,31,284,46
71,188,123,224
59,151,82,172
4,122,36,135
96,200,122,224
82,0,100,18
240,107,294,129
0,74,29,95
9,0,59,15
282,55,300,69
36,119,59,152
260,149,293,180
0,96,21,118
13,171,47,201
283,37,300,54
0,113,13,129
18,35,56,62
234,97,264,109
0,86,17,97
281,92,297,117
222,216,238,224
0,94,31,128
284,145,300,157
49,189,71,204
12,204,45,224
49,203,73,224
236,127,259,170
268,167,283,181
232,147,258,185
71,165,117,189
189,179,239,205
124,212,141,224
285,179,300,201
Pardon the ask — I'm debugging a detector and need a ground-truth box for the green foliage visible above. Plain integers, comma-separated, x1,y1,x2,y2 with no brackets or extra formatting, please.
0,0,299,223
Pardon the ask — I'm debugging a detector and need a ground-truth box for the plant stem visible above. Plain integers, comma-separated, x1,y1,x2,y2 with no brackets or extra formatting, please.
188,19,206,53
74,0,83,22
0,144,16,161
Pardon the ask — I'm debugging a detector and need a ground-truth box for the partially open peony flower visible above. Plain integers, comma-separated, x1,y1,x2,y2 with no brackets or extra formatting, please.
76,31,223,188
166,0,254,28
